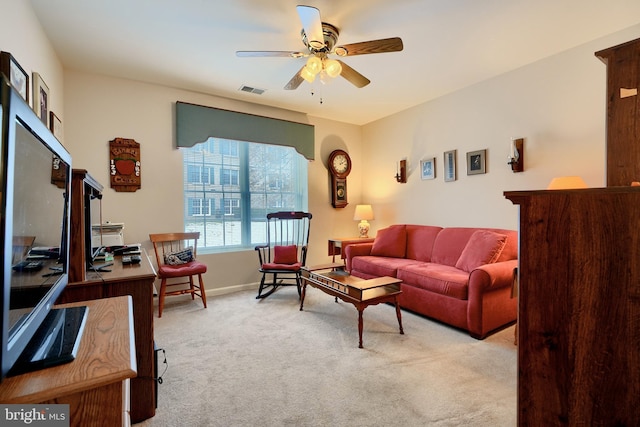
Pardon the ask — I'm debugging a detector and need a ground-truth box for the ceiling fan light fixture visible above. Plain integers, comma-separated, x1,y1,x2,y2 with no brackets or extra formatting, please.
300,66,316,83
305,56,323,75
324,58,342,78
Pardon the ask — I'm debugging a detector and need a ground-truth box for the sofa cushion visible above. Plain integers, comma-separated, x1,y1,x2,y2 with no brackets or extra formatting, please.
351,256,418,278
455,230,507,272
405,225,442,261
397,263,469,300
430,228,479,267
370,225,407,258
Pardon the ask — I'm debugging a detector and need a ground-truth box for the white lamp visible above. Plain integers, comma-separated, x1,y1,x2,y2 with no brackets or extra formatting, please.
353,205,374,238
547,176,588,190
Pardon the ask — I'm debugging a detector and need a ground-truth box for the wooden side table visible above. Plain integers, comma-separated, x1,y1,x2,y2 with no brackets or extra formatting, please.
0,296,137,426
328,237,374,262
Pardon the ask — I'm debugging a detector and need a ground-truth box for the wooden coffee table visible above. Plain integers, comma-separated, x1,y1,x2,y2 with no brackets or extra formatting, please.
300,263,404,348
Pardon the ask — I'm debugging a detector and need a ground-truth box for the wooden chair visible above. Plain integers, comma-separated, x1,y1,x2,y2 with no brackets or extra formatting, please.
149,232,207,317
254,211,312,299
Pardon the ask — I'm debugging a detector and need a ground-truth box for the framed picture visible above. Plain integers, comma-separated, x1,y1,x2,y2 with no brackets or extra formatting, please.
50,111,63,142
32,72,50,127
444,150,457,182
420,157,436,180
467,149,487,175
0,52,29,103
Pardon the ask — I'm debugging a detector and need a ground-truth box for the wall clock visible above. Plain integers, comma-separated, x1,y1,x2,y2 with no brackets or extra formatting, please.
328,149,351,208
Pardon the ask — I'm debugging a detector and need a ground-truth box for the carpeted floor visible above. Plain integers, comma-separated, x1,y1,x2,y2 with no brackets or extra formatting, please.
138,288,517,426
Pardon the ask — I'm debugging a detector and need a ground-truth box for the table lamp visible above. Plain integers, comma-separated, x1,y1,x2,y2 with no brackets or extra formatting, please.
354,204,374,238
547,176,587,189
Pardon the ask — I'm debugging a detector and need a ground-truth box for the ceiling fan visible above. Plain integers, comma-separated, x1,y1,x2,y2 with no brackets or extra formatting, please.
236,5,403,90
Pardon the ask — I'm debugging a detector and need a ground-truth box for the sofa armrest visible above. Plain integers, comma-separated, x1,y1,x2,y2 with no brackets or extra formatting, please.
344,243,374,271
470,259,518,292
467,259,518,338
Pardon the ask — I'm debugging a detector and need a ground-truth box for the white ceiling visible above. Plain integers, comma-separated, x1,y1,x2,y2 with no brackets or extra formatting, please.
30,0,640,126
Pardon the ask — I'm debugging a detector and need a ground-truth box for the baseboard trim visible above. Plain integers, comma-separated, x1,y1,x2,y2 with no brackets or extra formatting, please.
204,283,259,297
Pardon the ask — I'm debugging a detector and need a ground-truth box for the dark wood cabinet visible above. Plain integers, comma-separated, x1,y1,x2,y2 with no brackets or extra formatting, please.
69,169,103,283
59,253,157,423
595,37,640,187
61,169,157,423
505,187,640,426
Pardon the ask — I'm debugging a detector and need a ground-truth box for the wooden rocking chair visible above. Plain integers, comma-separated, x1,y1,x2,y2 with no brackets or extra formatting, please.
254,211,312,299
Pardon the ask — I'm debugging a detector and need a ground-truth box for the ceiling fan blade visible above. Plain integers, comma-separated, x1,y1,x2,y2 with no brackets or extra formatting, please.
284,66,305,90
338,60,370,88
296,5,324,49
236,51,306,58
334,37,403,57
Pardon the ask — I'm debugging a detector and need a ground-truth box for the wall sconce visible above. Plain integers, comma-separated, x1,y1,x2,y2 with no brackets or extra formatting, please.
395,159,407,183
353,204,374,238
507,138,524,172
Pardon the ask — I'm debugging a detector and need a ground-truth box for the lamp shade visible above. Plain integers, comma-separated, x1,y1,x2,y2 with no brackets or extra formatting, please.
324,58,342,78
547,176,588,190
353,204,374,221
305,56,322,75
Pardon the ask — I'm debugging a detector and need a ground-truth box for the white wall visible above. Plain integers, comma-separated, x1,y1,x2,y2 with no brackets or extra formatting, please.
362,24,640,232
0,1,64,124
63,71,364,290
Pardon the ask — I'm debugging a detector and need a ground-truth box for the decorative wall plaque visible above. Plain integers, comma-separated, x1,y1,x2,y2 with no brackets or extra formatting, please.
109,137,141,192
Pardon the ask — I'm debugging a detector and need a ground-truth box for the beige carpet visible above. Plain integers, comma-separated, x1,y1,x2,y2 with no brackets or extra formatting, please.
138,288,517,426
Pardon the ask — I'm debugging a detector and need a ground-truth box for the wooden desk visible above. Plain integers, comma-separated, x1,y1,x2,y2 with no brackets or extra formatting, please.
328,237,374,262
0,296,137,426
58,251,156,423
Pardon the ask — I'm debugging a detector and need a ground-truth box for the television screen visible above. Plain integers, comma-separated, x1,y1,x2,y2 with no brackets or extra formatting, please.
8,122,69,332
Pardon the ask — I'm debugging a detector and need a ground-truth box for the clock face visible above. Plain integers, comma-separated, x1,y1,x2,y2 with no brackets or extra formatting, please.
332,155,349,174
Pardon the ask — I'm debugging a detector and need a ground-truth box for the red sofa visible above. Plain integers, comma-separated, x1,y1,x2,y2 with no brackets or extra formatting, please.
345,225,518,339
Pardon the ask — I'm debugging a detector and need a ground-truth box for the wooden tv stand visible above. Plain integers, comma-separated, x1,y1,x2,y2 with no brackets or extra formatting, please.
0,296,137,426
58,252,157,423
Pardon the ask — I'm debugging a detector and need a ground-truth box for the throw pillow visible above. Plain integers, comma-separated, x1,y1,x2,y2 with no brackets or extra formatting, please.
164,247,194,265
455,230,507,272
370,225,407,258
273,245,298,264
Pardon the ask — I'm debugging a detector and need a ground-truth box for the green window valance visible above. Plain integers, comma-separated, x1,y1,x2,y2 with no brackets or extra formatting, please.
176,101,315,160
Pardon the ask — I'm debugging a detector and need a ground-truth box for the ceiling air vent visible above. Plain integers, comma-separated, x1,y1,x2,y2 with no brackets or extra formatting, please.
239,85,266,95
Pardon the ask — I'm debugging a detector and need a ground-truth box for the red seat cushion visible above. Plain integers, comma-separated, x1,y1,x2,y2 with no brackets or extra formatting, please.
158,260,207,278
261,262,302,271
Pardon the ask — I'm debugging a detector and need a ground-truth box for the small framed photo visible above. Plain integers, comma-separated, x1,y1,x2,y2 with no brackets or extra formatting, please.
444,150,457,182
50,111,63,142
0,52,29,103
467,149,487,175
420,157,436,180
32,72,50,127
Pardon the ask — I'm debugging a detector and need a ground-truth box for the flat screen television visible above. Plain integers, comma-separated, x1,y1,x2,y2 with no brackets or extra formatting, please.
0,75,87,381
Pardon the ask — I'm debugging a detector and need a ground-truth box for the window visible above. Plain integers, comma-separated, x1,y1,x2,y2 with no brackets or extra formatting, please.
183,137,308,251
187,165,215,184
